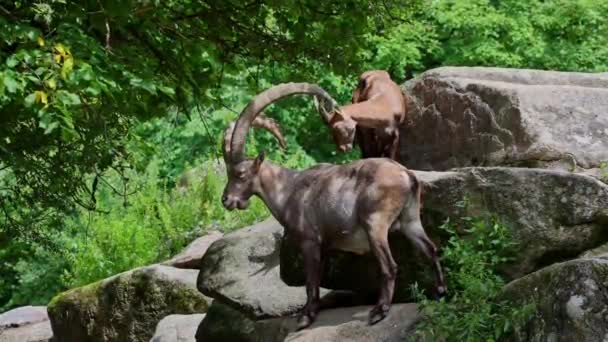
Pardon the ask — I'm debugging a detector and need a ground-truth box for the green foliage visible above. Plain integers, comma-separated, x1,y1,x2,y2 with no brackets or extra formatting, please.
2,155,268,307
429,0,608,70
412,214,534,341
61,158,268,288
0,0,393,233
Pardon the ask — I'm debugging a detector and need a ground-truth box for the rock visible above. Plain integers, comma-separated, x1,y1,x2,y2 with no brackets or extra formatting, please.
284,303,420,342
0,321,53,342
150,314,205,342
0,306,53,342
195,302,420,342
281,167,608,301
400,67,608,178
163,231,224,269
194,302,281,342
0,306,48,329
198,219,328,319
48,265,210,342
500,257,608,342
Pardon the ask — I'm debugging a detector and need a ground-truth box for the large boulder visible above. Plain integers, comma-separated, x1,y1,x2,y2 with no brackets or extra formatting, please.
197,219,330,319
150,314,205,342
400,67,608,178
162,231,224,269
48,265,210,342
0,306,53,342
195,302,419,342
194,302,287,342
281,167,608,301
500,256,608,342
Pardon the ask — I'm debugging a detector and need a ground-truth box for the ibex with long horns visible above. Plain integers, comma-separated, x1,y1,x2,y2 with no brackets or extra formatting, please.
221,83,446,330
316,70,407,159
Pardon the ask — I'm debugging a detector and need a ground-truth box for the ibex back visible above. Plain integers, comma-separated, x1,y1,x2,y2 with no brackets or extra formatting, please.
221,83,446,330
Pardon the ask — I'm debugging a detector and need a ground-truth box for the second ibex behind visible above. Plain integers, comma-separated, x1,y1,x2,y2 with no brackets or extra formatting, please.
221,83,446,330
316,70,407,159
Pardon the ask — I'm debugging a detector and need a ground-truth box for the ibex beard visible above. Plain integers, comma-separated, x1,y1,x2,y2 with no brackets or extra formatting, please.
221,83,446,330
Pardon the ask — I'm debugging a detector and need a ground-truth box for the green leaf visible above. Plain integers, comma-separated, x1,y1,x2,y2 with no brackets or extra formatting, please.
61,58,74,79
55,90,81,106
158,86,175,97
6,56,19,68
38,112,59,134
24,92,37,107
3,73,19,93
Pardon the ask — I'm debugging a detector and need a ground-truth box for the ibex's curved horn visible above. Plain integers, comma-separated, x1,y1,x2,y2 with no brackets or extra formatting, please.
223,114,287,166
230,83,338,162
222,121,236,166
313,96,334,123
252,114,287,149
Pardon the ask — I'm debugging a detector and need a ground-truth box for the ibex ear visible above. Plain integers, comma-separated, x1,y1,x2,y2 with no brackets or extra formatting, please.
332,110,345,122
253,151,265,172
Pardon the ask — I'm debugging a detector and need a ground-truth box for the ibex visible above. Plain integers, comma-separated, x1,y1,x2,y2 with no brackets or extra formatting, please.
316,70,407,159
221,83,446,330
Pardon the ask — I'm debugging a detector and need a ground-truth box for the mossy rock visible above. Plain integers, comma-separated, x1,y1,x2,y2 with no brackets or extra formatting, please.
499,257,608,341
48,265,210,342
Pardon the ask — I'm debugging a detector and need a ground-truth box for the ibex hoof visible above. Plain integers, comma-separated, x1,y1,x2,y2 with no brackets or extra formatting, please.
296,314,313,331
368,304,390,325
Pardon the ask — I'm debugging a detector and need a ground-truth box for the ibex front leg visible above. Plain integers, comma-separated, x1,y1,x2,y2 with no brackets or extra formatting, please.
296,239,322,330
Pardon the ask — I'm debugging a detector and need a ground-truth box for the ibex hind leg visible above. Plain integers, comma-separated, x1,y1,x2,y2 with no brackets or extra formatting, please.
400,201,447,298
362,212,399,325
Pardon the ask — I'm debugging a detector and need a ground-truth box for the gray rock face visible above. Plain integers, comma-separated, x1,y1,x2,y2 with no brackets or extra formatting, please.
194,302,278,342
281,167,608,301
0,321,53,342
284,304,420,342
163,231,224,269
150,314,205,342
500,257,608,342
195,302,419,342
0,306,48,329
0,306,52,342
197,218,329,319
400,67,608,178
48,265,210,342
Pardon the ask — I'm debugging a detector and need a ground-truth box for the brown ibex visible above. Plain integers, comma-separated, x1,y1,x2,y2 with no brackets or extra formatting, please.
316,70,407,159
221,83,446,330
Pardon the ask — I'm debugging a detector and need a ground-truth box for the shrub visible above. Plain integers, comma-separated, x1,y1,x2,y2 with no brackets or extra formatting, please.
411,214,534,341
61,159,270,288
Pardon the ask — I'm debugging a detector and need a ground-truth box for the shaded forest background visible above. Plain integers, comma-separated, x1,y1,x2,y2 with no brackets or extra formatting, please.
1,0,607,311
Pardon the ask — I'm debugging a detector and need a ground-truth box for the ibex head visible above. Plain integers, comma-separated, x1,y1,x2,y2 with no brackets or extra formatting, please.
329,112,357,152
221,83,339,210
314,96,355,152
221,120,266,210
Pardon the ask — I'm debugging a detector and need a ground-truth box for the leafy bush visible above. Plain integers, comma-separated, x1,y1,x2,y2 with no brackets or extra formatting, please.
411,214,534,341
61,158,269,288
